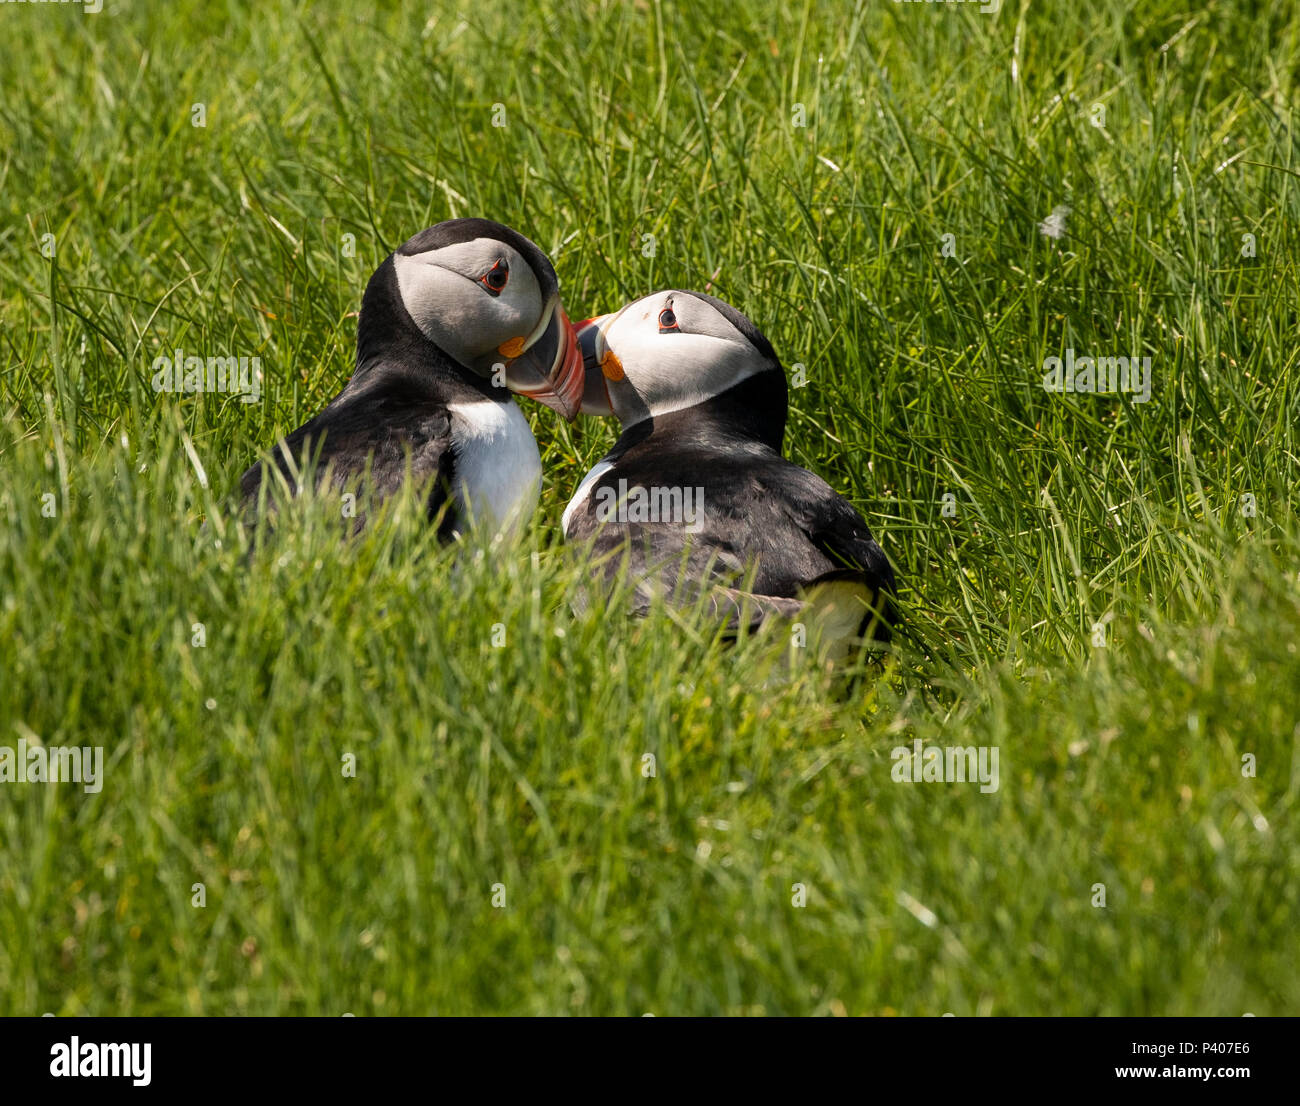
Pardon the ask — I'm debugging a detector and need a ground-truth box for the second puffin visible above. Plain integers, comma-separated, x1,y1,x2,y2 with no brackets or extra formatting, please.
565,290,897,643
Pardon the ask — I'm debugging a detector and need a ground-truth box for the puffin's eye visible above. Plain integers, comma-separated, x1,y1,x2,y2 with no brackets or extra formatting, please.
480,260,509,295
658,306,679,333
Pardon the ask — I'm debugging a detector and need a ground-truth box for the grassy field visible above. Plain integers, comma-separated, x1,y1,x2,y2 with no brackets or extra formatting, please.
1,0,1298,1015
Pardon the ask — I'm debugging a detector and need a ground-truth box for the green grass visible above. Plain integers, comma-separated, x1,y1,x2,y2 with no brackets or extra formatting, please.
2,0,1298,1015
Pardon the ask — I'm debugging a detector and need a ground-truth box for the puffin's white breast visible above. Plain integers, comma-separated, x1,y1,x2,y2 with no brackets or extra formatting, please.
446,399,542,537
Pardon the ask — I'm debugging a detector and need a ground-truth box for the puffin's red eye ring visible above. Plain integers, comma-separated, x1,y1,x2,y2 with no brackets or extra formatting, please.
480,259,509,296
658,306,679,332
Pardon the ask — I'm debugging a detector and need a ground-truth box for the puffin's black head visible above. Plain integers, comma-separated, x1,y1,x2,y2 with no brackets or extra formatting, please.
356,218,583,418
575,289,788,448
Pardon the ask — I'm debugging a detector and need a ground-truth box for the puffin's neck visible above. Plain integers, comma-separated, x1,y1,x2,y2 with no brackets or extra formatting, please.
610,371,788,459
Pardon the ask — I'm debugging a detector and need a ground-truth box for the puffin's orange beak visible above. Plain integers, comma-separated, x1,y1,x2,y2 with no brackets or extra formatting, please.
503,298,584,420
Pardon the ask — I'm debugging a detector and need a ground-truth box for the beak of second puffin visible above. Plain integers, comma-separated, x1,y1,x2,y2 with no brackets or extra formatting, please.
503,297,585,420
575,313,616,416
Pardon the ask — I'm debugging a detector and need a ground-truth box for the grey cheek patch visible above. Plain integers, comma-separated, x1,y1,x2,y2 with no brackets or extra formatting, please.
393,253,495,371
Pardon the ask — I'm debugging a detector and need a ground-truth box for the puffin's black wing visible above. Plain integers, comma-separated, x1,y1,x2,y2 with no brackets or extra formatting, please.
240,378,457,534
774,463,897,632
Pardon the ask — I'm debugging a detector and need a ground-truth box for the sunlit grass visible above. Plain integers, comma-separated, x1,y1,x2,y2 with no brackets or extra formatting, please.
0,0,1297,1014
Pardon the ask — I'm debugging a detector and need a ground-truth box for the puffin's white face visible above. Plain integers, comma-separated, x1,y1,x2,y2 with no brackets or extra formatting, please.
576,291,776,426
392,231,583,418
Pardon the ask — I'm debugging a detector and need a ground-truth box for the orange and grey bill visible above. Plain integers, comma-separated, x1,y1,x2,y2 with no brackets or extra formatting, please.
503,298,585,419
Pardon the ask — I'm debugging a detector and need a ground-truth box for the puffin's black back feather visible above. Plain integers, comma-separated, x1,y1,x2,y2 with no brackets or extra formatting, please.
238,372,460,532
567,406,894,604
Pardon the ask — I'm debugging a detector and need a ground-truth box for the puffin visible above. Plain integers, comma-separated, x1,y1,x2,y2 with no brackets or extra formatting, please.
563,290,896,643
239,218,584,538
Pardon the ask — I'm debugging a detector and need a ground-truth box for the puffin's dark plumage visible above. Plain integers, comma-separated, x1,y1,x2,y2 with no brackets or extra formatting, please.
564,290,896,642
239,360,464,539
240,218,584,537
